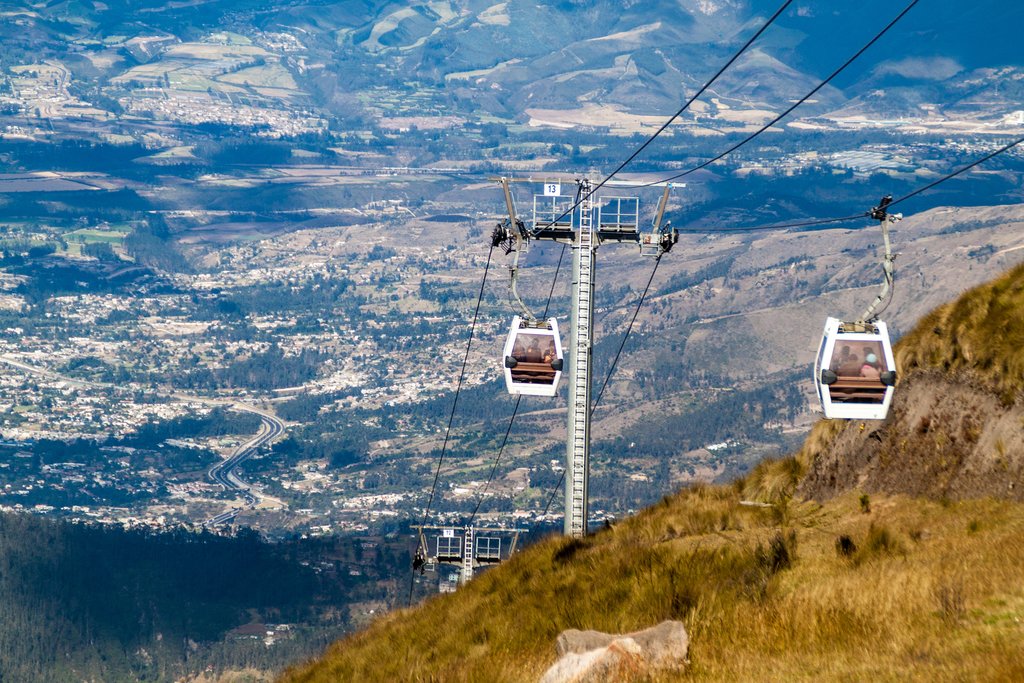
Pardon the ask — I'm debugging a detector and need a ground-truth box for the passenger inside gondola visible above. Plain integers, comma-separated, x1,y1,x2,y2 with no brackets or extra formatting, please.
837,353,861,377
509,333,557,385
542,339,556,364
830,345,851,372
860,353,882,379
526,339,542,362
827,340,887,403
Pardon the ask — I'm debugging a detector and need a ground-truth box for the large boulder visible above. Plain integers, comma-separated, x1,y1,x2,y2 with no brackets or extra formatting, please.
539,620,689,683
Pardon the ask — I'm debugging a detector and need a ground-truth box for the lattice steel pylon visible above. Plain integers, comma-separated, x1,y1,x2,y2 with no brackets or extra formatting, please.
565,179,595,537
492,177,680,538
414,525,526,588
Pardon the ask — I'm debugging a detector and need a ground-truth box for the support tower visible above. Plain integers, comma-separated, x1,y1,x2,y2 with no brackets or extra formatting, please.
493,177,679,537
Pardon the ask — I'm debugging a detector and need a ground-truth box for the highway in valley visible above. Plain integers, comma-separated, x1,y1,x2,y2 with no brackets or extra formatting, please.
0,354,286,528
203,407,285,526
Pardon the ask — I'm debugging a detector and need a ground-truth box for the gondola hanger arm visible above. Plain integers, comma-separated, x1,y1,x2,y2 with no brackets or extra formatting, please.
491,177,539,322
860,195,900,323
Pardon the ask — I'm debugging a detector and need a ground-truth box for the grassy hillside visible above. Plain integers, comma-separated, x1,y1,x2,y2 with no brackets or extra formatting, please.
282,486,1024,681
895,261,1024,401
282,262,1024,682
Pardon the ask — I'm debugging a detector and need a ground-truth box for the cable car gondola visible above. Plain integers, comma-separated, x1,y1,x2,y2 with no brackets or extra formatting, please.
814,317,896,420
503,316,564,397
813,195,900,420
490,179,566,398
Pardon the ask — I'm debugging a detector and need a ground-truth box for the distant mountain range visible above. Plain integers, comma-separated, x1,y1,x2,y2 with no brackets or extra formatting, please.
4,0,1024,125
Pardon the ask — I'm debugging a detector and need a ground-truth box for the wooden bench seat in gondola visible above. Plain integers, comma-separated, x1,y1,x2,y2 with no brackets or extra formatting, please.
510,361,557,384
828,376,887,402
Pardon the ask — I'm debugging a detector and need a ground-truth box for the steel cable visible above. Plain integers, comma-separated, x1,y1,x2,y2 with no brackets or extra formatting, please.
541,254,663,519
642,0,920,187
409,243,496,606
465,242,567,526
419,243,495,525
531,0,796,234
673,134,1024,237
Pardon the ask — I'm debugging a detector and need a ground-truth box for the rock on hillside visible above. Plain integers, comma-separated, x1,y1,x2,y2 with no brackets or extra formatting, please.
799,261,1024,502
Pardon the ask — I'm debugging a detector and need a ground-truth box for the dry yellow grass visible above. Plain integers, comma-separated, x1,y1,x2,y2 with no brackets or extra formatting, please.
793,418,847,473
739,455,804,505
896,261,1024,404
281,486,1024,682
187,668,273,683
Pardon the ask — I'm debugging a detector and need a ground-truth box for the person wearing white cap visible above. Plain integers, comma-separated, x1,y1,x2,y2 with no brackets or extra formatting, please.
860,352,881,379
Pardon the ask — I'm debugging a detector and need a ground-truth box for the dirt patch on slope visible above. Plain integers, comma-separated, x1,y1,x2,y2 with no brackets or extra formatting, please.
798,369,1024,502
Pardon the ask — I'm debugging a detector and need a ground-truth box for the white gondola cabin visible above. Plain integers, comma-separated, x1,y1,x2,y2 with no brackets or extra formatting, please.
502,316,564,397
814,317,896,420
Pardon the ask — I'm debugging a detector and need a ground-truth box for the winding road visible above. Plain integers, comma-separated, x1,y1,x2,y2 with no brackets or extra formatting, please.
203,406,285,526
0,354,286,528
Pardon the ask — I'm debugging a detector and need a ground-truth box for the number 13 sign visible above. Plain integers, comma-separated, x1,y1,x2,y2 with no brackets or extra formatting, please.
543,182,561,197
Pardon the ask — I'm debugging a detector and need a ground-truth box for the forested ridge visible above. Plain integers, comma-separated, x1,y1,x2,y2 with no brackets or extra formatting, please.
0,513,355,682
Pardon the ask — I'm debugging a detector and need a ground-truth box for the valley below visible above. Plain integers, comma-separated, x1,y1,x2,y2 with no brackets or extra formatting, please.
1,1,1024,680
